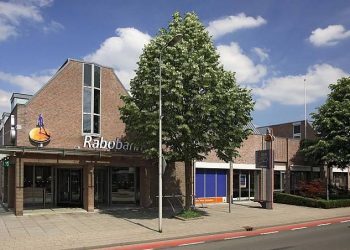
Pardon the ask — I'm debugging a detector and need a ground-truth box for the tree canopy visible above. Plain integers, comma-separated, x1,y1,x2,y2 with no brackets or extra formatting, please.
302,77,350,169
120,12,254,164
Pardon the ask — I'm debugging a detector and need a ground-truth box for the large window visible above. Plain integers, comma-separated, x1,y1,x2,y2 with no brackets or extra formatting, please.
83,64,101,134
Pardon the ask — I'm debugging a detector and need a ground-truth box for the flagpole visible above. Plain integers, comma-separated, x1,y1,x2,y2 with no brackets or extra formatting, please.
304,78,307,139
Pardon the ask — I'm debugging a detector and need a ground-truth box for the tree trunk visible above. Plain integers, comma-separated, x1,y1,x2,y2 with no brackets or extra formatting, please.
185,160,193,210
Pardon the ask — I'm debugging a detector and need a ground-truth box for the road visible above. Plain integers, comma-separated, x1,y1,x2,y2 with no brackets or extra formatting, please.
174,222,350,250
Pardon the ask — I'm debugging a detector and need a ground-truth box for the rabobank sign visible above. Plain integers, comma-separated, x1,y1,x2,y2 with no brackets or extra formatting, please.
83,135,139,151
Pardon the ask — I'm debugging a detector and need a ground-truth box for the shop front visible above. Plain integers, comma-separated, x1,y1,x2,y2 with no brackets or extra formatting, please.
194,162,287,203
22,164,140,209
0,148,151,215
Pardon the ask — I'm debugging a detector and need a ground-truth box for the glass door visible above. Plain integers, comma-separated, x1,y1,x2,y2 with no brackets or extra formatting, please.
111,167,136,204
24,166,53,208
94,168,108,206
57,169,82,206
70,170,82,204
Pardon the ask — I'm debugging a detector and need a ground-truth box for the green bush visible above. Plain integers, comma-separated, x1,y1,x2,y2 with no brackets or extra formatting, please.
274,192,350,209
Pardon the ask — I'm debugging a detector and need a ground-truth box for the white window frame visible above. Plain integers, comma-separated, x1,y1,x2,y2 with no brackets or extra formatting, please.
82,63,101,136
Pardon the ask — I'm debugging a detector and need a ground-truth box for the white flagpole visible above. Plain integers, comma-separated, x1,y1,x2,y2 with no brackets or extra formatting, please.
304,78,307,139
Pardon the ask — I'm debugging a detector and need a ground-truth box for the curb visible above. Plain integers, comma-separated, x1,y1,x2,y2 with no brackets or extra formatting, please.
102,215,350,250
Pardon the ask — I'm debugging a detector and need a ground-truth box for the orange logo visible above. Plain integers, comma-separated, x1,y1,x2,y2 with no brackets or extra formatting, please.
29,127,51,143
29,114,51,144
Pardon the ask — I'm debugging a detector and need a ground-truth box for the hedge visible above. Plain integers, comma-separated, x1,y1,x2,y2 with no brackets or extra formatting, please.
274,192,350,209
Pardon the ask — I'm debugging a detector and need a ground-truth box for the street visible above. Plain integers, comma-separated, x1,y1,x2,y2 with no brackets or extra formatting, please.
175,221,350,250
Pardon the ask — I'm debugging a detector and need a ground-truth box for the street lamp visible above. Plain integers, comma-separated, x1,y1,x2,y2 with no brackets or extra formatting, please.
159,34,182,233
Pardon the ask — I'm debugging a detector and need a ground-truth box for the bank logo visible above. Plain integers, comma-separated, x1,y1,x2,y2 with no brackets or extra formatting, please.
29,114,51,145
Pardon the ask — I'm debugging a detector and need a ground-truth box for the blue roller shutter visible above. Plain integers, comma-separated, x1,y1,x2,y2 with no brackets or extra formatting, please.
195,169,205,198
205,169,216,197
217,169,227,197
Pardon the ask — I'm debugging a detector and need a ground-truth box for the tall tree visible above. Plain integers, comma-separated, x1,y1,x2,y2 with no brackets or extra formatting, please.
303,77,350,169
120,12,254,208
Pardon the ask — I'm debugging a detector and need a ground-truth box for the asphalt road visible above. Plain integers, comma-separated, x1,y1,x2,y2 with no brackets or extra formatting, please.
174,222,350,250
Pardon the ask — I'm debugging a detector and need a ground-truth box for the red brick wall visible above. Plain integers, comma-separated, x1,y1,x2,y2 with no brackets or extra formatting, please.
264,122,317,140
202,135,302,166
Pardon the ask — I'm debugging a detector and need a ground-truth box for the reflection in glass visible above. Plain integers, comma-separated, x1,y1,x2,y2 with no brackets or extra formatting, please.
94,89,100,114
84,64,92,86
111,168,136,204
93,115,100,134
24,166,52,207
94,65,100,88
83,114,91,133
83,88,92,113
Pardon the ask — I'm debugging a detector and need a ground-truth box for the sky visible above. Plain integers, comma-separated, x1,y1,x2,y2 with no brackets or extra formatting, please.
0,0,349,127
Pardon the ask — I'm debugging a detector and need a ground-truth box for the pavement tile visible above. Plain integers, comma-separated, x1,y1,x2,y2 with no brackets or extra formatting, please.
0,202,349,249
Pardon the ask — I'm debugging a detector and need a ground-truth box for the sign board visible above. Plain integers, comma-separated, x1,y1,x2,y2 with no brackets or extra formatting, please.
240,174,247,188
2,159,10,168
255,149,270,168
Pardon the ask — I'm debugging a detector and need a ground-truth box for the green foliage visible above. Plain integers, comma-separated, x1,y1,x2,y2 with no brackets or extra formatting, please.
274,192,350,209
302,77,350,169
177,209,204,219
120,12,254,163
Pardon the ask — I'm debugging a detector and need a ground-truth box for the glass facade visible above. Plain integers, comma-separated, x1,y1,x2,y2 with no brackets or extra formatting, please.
24,166,53,207
23,165,140,209
83,63,101,134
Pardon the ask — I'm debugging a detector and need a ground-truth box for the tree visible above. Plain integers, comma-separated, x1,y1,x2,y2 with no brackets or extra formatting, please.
307,77,350,169
301,77,350,199
120,12,254,208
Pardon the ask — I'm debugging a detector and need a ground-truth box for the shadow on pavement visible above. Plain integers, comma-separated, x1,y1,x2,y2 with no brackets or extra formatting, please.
96,206,209,232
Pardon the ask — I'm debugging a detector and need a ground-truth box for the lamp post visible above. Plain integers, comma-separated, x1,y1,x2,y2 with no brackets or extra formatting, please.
159,34,182,233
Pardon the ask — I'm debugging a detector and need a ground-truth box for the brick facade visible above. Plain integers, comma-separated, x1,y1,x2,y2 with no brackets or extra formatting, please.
0,59,156,215
258,120,317,140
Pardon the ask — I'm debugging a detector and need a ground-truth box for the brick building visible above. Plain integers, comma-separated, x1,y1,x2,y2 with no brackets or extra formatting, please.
0,59,348,216
257,120,317,140
0,59,180,215
257,121,349,194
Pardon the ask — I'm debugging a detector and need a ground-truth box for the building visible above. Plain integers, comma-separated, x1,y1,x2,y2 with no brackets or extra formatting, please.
0,59,348,216
0,59,185,215
257,120,349,193
194,132,304,203
257,120,317,140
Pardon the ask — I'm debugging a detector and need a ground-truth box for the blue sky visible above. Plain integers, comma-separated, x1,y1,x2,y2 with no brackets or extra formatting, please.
0,0,349,126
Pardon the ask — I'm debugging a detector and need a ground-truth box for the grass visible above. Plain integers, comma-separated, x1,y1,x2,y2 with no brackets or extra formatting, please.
177,209,204,219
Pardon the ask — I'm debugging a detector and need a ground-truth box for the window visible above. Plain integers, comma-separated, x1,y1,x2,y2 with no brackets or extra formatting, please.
83,64,101,134
293,123,301,138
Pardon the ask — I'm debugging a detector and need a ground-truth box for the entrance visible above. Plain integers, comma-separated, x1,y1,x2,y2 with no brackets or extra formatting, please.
57,169,82,207
233,170,254,201
23,166,53,208
111,167,136,204
94,168,109,206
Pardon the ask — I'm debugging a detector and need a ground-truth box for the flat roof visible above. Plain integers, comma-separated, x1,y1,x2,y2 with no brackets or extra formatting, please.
10,93,33,102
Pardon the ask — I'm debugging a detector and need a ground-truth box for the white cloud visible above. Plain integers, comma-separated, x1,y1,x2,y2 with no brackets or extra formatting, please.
0,0,60,42
0,71,52,94
43,20,64,33
254,64,348,110
0,1,43,24
0,22,16,41
217,42,267,84
0,89,11,112
309,25,350,47
84,27,151,89
207,13,266,39
252,47,269,62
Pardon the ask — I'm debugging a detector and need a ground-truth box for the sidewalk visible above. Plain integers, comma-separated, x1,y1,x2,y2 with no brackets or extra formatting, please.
0,202,349,250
